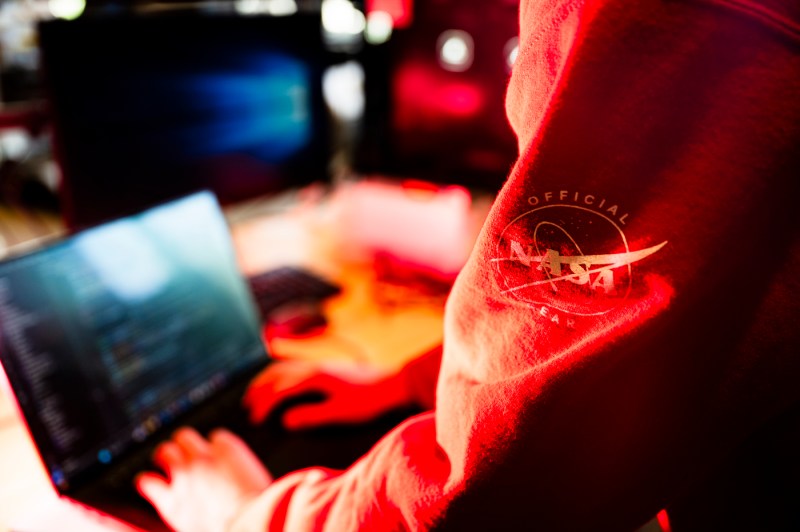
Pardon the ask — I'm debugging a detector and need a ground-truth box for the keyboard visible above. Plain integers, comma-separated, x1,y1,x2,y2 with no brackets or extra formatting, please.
247,266,341,319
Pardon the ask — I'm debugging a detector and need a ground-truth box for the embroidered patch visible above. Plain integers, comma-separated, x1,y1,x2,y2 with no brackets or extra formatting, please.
492,191,666,318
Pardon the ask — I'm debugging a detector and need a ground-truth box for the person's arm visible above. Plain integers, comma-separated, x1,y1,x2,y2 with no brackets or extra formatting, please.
394,344,442,411
139,348,444,530
146,0,800,529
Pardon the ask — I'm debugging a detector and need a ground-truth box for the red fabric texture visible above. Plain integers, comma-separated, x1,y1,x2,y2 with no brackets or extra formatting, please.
397,344,442,411
231,0,800,529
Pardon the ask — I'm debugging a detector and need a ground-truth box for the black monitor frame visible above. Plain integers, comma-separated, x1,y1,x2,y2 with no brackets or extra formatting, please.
39,13,332,229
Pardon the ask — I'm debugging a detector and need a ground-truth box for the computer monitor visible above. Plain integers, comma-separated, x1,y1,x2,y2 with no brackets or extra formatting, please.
356,0,519,192
39,13,331,228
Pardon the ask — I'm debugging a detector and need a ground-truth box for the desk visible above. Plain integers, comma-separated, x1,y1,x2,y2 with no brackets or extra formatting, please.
230,200,448,369
0,188,481,531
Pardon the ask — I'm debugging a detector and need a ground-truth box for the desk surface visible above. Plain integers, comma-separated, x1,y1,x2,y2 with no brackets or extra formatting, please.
0,188,483,531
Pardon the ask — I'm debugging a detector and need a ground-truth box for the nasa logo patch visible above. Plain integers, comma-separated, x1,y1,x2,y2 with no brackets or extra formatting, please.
493,191,666,318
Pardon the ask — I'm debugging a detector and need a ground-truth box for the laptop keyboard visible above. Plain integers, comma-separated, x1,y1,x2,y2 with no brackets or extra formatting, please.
104,378,250,491
105,444,158,491
247,266,341,319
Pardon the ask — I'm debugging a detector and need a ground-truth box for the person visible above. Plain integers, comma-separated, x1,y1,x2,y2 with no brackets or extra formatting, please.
137,0,800,529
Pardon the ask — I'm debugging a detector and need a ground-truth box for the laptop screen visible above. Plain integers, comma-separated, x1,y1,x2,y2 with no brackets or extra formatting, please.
39,14,331,228
0,192,268,492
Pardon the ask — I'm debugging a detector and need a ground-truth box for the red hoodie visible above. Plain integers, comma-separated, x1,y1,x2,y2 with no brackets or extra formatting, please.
231,0,800,529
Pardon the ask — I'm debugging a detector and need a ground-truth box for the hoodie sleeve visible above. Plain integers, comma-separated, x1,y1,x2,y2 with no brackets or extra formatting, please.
397,344,442,412
230,0,800,530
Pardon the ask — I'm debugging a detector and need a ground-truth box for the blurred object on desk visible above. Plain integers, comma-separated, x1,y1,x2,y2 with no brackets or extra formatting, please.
248,265,341,320
264,301,330,339
371,251,454,308
0,203,63,258
0,101,61,217
229,185,342,282
335,178,474,282
228,178,492,370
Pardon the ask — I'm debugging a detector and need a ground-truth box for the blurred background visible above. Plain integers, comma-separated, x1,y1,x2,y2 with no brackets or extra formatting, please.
0,0,520,248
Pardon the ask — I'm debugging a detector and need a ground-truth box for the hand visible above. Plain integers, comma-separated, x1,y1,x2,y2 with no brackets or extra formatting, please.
243,359,410,430
136,427,271,532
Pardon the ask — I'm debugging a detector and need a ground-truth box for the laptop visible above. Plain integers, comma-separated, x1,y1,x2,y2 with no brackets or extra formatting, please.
0,191,272,530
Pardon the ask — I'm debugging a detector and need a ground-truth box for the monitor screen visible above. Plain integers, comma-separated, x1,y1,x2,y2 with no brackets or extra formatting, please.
0,192,267,491
39,14,331,228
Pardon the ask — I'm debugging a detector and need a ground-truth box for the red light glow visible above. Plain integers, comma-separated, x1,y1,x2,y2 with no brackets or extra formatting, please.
394,64,484,130
366,0,412,29
656,509,672,532
439,83,483,116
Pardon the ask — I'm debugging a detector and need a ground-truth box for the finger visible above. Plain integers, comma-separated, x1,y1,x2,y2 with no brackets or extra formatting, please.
245,375,328,425
245,387,294,424
135,472,172,507
244,360,317,396
153,441,186,477
242,361,312,407
209,429,272,489
173,427,212,460
282,402,341,430
242,367,282,407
